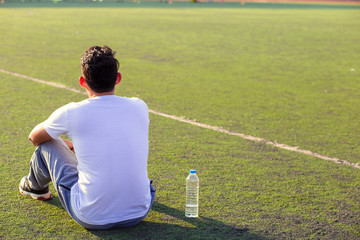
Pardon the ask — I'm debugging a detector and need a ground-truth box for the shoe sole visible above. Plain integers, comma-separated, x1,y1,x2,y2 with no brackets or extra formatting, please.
19,185,53,201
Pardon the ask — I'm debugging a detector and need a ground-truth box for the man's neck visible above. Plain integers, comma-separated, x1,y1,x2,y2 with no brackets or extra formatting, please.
86,89,115,98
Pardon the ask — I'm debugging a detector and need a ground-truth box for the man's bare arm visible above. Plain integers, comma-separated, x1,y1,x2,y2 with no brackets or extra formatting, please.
28,123,52,146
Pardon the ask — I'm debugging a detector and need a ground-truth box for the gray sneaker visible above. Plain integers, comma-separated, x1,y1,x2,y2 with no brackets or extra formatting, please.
19,176,52,201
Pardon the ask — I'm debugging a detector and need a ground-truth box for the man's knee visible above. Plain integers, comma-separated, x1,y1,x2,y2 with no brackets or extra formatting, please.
37,139,67,153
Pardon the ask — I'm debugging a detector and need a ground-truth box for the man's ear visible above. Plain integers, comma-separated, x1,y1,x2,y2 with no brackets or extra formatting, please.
79,76,87,88
115,72,122,85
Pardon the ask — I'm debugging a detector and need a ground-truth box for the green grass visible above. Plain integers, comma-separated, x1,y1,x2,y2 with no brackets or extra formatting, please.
0,4,359,239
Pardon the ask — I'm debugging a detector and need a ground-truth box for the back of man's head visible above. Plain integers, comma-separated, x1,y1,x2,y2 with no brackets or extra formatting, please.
81,46,119,93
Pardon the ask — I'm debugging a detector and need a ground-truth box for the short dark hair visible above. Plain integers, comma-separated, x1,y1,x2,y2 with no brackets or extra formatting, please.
81,45,119,93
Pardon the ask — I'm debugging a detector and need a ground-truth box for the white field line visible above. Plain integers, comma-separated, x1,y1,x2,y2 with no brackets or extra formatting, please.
0,69,85,95
1,68,359,169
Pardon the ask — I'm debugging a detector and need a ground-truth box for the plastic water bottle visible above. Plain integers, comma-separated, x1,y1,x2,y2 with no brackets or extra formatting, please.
185,169,199,217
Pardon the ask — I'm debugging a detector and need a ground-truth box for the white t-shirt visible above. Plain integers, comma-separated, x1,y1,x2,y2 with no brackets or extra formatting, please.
43,95,151,225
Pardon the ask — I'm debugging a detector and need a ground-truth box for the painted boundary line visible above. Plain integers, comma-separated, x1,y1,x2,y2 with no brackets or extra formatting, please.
1,68,359,169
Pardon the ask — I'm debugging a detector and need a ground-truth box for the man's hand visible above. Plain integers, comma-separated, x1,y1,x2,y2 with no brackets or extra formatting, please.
62,139,75,153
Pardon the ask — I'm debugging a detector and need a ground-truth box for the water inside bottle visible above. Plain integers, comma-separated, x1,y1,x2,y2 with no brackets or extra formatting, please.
185,204,198,217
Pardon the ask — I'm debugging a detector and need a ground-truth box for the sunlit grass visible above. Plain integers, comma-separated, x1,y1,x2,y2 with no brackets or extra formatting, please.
0,5,359,239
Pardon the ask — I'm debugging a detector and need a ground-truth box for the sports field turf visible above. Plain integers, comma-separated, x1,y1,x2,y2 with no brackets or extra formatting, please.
0,2,359,239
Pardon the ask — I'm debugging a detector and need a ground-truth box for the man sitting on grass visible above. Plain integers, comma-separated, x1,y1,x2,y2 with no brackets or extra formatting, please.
19,45,155,229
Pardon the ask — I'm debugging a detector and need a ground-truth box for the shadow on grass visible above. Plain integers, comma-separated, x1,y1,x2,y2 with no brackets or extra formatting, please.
89,202,270,240
46,197,268,239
